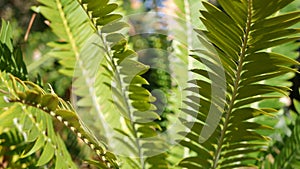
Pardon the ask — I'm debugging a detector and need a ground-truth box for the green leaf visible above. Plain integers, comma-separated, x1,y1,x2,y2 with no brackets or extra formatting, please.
22,136,44,158
236,84,289,100
40,94,59,111
0,20,27,80
218,0,247,27
0,19,13,50
36,141,55,166
252,0,294,20
251,11,300,29
97,14,122,26
2,72,118,168
106,33,126,43
179,0,300,168
93,3,118,17
102,21,128,33
273,109,300,168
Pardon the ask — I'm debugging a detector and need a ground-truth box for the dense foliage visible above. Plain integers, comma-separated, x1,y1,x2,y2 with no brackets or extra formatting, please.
0,0,299,169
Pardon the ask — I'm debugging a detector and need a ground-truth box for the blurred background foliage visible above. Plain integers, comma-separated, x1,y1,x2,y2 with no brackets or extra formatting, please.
120,0,175,132
0,0,71,99
0,0,299,168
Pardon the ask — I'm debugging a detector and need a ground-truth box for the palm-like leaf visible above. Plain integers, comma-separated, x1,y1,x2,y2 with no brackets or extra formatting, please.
36,0,122,160
0,72,78,169
36,0,94,76
0,72,119,168
75,0,170,168
178,0,300,168
37,0,167,168
161,0,206,166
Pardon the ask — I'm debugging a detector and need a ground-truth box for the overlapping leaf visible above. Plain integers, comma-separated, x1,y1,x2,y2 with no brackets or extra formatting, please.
36,0,123,164
36,0,167,167
178,0,300,168
161,1,206,165
75,0,168,168
0,72,119,168
165,0,204,85
0,72,78,168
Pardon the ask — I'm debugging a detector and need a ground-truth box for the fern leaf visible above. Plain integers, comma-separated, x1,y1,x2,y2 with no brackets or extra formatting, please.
179,0,300,168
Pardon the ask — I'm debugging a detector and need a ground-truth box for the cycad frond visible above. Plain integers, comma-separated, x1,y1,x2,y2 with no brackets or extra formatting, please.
36,0,94,76
75,0,168,168
36,0,166,167
0,72,119,168
179,0,300,168
36,0,124,162
0,73,78,168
